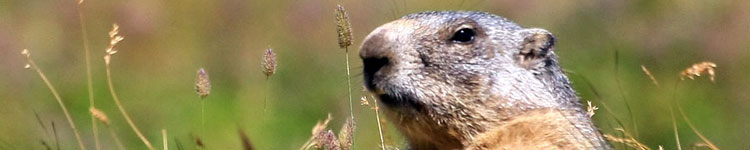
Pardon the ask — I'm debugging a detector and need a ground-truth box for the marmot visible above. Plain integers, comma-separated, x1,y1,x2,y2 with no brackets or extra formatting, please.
359,11,610,150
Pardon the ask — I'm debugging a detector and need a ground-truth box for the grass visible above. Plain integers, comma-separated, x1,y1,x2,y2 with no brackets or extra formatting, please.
14,1,730,149
21,49,87,150
104,24,155,150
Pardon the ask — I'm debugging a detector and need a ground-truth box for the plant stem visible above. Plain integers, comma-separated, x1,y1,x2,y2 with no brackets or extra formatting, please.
345,47,354,119
370,96,386,150
105,64,155,150
105,125,126,150
27,59,87,150
201,99,205,148
162,129,168,150
76,2,99,149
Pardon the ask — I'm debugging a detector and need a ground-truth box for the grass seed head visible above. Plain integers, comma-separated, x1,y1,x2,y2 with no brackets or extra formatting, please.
195,68,211,99
679,61,717,82
21,49,31,69
89,107,110,126
316,130,340,150
586,101,598,118
335,4,352,49
104,24,124,65
262,48,277,78
338,118,355,150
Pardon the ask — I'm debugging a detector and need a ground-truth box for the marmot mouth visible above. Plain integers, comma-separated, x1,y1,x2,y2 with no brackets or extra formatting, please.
376,92,424,111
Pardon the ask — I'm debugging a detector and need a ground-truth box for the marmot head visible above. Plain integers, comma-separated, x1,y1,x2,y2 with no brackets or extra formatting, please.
360,11,592,148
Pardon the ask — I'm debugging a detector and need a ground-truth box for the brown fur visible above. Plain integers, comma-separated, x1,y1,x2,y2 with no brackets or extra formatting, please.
359,11,610,149
467,108,596,150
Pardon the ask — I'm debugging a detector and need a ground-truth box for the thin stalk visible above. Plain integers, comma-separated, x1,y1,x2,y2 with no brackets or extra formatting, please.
105,64,155,150
162,129,168,150
26,57,87,150
76,2,99,149
105,125,126,150
345,47,354,119
676,105,718,150
200,99,205,148
670,81,682,150
669,105,681,150
613,50,638,139
672,80,718,150
370,96,386,150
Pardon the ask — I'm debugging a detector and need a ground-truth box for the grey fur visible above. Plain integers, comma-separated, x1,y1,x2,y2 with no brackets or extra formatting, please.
360,11,610,149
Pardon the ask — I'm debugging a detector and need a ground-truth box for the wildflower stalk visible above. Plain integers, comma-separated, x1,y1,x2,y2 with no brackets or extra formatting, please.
104,24,155,150
21,49,87,150
335,4,355,121
369,96,386,150
262,48,276,112
90,107,125,150
195,68,211,148
75,0,99,149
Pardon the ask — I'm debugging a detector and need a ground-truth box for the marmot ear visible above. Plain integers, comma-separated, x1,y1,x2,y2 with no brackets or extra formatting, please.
516,28,556,69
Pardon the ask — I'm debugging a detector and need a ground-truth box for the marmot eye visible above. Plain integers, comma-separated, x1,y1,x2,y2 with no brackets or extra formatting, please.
450,28,475,43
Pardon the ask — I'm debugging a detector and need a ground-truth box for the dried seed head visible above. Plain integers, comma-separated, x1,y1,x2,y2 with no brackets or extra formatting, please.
104,24,124,65
640,65,659,87
316,130,340,150
359,96,369,106
335,4,352,49
262,48,277,78
585,101,598,118
21,49,31,69
338,118,355,150
679,61,717,82
89,107,110,125
195,68,211,99
311,114,332,136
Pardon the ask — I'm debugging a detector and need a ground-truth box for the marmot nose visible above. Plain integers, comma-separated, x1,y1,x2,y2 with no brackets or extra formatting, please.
362,57,389,90
360,30,394,91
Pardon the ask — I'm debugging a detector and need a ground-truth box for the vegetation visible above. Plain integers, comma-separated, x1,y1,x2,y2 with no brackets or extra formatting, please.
1,0,747,149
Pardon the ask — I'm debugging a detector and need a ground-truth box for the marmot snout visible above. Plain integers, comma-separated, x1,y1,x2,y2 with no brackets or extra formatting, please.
360,11,610,150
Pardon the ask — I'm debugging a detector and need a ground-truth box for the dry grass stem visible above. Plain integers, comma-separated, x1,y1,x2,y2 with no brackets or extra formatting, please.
677,104,719,150
103,24,155,150
641,65,660,87
106,125,126,150
679,61,717,82
604,128,651,150
670,105,682,150
74,0,100,148
162,129,168,150
21,49,87,150
366,95,387,150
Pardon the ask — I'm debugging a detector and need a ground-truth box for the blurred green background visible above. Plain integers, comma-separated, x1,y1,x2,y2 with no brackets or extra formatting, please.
1,0,748,149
